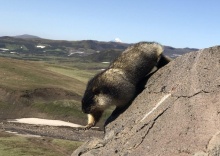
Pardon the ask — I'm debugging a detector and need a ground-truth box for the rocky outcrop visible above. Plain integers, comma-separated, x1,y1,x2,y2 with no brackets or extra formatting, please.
72,46,220,156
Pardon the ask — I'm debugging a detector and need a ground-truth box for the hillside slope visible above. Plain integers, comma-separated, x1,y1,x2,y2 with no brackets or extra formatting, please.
0,57,93,124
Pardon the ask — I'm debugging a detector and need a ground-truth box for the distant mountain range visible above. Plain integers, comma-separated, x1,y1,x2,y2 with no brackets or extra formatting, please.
0,34,199,62
14,34,41,39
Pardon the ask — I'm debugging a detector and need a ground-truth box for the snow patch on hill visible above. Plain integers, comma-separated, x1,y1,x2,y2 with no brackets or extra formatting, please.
8,118,83,128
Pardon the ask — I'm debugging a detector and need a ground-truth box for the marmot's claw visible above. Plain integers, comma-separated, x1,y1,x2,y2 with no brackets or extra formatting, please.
83,123,94,130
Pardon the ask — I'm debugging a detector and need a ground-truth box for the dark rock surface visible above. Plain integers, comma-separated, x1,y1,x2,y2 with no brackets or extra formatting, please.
72,46,220,156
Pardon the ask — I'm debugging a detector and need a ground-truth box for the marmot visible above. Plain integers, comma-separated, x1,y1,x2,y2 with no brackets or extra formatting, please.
81,42,171,129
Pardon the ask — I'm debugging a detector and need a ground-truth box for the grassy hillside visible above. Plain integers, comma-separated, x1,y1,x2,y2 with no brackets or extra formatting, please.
0,57,87,94
0,57,111,155
0,57,112,124
0,57,108,124
0,132,83,156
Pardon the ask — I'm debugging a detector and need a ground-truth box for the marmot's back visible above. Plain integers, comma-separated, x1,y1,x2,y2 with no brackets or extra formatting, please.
109,42,163,83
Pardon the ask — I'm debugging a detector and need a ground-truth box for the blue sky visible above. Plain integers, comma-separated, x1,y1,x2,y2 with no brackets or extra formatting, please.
0,0,220,48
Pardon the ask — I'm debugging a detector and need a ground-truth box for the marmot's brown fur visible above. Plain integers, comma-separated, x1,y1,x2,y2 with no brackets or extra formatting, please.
81,42,171,129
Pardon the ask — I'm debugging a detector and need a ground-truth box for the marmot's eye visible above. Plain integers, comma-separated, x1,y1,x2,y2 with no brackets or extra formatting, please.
92,88,100,95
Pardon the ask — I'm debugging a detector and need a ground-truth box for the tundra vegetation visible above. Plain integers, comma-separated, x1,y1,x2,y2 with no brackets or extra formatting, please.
0,56,111,155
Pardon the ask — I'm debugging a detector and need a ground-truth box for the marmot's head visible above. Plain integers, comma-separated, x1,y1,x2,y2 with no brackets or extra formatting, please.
82,73,112,126
82,73,112,114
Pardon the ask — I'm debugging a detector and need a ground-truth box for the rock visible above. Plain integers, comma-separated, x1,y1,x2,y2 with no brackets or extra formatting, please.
72,46,220,156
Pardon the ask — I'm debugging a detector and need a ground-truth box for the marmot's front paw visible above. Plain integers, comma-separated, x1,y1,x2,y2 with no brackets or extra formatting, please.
83,114,96,130
84,123,94,130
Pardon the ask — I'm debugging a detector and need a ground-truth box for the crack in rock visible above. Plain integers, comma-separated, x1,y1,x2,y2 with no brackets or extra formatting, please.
134,107,170,149
174,90,210,99
128,106,171,151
